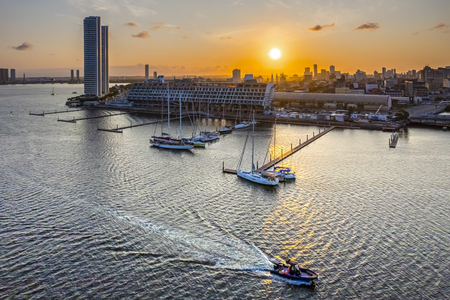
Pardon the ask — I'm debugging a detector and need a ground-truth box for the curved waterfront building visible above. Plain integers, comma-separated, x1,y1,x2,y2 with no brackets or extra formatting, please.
127,82,275,114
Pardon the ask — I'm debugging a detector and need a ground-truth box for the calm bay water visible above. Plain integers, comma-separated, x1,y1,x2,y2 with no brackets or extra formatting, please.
1,84,449,299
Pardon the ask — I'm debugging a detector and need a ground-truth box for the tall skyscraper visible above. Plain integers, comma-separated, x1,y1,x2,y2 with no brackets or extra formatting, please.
76,70,80,83
84,16,102,96
145,64,149,81
232,69,241,83
154,71,157,79
11,69,15,82
382,67,386,79
101,25,109,95
330,65,335,75
71,70,74,82
0,68,7,83
313,64,318,78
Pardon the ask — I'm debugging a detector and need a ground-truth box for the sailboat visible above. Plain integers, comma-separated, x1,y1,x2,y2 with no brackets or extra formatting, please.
270,120,296,179
150,84,194,150
192,102,220,142
237,112,279,186
51,87,56,95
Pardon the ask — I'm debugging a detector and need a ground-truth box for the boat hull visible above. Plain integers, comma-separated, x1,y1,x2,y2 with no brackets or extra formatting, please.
150,142,194,150
270,265,318,283
237,170,279,186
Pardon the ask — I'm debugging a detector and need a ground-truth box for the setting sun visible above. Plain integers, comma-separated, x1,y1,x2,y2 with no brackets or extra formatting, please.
269,48,281,60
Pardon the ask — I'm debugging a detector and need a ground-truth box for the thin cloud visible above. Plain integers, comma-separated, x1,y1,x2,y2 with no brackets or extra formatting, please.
11,42,33,50
413,31,420,36
151,21,165,30
123,22,137,27
308,23,335,31
132,31,150,38
182,36,188,39
50,53,56,55
220,36,232,40
355,23,379,30
429,23,449,30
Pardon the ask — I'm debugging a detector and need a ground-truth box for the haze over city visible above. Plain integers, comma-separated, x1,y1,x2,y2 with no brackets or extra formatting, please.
1,0,450,77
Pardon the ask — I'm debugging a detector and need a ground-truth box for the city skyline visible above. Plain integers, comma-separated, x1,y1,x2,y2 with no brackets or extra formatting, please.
1,0,450,77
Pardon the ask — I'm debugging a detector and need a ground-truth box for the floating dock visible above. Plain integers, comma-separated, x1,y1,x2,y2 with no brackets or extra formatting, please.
58,112,129,123
29,109,83,116
223,126,336,174
97,117,185,132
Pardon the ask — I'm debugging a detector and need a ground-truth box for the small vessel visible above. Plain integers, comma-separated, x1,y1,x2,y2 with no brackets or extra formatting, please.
72,91,77,94
51,87,56,95
273,166,296,179
271,259,319,284
237,112,279,186
219,125,233,135
234,121,250,129
196,131,220,142
182,138,205,148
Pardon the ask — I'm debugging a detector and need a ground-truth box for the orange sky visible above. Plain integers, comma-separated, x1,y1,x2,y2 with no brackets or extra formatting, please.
1,0,449,77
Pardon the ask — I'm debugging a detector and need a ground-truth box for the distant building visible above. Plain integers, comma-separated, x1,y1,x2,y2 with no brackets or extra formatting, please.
330,65,335,75
10,69,15,81
101,25,109,95
0,68,8,83
313,64,318,78
232,69,241,83
304,67,311,76
382,67,386,79
154,71,157,80
84,16,102,96
321,69,327,80
365,83,378,93
243,74,253,82
157,75,164,83
335,87,350,94
145,64,149,81
76,70,80,83
71,70,74,82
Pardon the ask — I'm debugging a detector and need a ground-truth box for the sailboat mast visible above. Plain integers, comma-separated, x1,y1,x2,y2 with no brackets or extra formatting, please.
167,83,171,137
179,93,182,138
274,119,276,159
251,111,255,173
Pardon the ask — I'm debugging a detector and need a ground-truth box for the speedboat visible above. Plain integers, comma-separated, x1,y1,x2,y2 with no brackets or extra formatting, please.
273,166,296,179
271,259,318,284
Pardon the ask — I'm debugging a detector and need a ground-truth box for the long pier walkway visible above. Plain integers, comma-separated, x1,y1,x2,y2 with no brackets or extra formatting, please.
97,117,185,133
57,112,129,123
223,126,336,174
29,109,83,116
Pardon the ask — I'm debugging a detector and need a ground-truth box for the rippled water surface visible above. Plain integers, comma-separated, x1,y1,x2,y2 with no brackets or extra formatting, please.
1,84,449,299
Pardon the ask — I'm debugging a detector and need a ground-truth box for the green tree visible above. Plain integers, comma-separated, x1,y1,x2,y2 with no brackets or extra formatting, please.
395,109,410,120
445,104,450,112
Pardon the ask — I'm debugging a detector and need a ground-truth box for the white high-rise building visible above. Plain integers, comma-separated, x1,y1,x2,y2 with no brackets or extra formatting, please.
84,16,102,97
101,25,109,95
232,69,241,83
145,64,149,81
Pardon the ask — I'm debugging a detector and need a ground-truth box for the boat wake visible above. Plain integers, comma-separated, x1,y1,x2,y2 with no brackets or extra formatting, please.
102,208,273,272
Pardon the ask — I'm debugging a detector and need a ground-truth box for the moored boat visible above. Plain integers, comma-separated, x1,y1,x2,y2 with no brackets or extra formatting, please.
219,125,233,134
273,166,296,179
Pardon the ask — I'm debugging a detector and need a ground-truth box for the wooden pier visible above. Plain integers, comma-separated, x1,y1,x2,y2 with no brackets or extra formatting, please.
389,132,399,148
223,126,336,174
29,109,83,116
96,117,185,133
58,112,128,123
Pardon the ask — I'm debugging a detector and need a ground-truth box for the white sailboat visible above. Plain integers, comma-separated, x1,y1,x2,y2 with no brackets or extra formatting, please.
237,112,279,186
150,84,194,150
270,120,296,179
51,87,56,95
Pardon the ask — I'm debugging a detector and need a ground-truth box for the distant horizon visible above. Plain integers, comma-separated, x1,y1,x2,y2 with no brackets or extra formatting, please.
5,63,450,79
1,1,449,78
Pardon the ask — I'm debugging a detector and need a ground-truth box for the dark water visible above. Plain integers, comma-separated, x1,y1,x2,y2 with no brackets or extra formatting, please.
1,84,449,299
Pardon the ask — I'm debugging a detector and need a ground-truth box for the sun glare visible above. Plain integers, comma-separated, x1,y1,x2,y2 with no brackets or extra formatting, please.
269,48,281,60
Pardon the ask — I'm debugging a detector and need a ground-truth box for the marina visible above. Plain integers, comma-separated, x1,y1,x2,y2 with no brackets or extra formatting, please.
1,84,449,299
57,111,129,123
29,108,83,116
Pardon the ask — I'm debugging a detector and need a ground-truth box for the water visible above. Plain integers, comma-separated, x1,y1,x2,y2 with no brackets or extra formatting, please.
1,84,449,299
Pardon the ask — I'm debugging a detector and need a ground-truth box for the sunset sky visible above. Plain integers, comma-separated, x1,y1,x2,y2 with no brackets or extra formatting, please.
1,0,449,77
